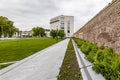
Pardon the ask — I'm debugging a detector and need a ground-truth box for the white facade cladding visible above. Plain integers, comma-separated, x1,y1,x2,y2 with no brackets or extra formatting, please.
50,15,74,37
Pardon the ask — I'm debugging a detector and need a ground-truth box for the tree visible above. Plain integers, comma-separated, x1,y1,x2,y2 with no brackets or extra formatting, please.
14,28,19,37
0,16,8,37
58,30,65,39
8,27,19,37
0,16,17,38
50,30,57,39
32,27,45,37
39,27,45,37
8,27,15,37
0,26,2,38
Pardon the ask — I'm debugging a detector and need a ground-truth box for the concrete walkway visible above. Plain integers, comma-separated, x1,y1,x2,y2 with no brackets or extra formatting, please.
0,39,69,80
0,38,19,40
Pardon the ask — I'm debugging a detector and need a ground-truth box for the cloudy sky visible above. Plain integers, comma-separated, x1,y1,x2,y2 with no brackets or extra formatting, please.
0,0,112,32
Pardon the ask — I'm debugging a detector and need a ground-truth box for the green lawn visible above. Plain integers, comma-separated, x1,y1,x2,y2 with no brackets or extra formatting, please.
0,64,11,69
0,38,62,63
57,39,82,80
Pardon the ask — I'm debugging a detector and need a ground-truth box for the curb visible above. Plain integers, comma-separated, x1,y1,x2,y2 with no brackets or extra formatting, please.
0,61,18,66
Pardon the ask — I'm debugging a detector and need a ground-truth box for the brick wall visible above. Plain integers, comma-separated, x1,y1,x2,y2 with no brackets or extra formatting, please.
74,0,120,54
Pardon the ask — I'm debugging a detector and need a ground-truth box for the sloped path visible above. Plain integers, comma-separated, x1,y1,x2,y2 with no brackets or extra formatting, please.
0,39,69,80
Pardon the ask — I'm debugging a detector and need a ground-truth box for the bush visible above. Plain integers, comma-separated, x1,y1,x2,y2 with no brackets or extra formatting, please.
94,49,104,62
73,38,120,80
86,51,95,63
92,61,104,74
74,38,84,47
81,42,91,55
111,56,120,79
87,44,99,63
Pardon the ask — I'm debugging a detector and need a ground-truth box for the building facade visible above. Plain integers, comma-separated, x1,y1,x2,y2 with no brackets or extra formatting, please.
45,29,50,37
50,15,74,37
74,0,120,54
21,31,32,38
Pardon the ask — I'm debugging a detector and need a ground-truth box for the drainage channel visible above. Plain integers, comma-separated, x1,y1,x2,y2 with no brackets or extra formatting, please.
72,39,92,80
80,65,92,69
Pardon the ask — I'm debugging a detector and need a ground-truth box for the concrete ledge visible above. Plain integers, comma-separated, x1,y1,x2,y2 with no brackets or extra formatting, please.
72,40,105,80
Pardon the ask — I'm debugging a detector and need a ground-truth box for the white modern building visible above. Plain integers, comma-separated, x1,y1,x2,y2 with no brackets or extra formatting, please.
21,30,32,38
50,15,74,37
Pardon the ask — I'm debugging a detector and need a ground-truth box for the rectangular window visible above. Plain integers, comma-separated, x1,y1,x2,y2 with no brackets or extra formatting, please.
61,16,64,21
61,21,64,29
61,27,64,29
61,21,64,23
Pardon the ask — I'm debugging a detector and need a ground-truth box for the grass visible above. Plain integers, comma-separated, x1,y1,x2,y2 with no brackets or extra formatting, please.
0,64,11,69
0,38,62,63
57,39,82,80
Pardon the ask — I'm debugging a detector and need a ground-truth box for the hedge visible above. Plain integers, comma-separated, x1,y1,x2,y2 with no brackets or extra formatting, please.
74,38,120,80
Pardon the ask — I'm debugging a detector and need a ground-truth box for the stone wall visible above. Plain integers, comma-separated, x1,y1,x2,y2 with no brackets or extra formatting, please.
74,0,120,54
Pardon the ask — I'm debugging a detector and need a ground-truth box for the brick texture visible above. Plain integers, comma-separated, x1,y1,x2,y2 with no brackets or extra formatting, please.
74,0,120,54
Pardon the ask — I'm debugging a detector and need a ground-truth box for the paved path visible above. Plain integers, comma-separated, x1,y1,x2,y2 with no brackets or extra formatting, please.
0,39,69,80
0,38,19,40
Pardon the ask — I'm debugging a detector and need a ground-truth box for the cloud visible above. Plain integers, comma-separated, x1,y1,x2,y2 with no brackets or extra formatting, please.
0,0,112,32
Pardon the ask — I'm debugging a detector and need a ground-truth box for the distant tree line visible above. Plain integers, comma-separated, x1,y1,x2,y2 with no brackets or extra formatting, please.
32,27,65,39
0,16,19,38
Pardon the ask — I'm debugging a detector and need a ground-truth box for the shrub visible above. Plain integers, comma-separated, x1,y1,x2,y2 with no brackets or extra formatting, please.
94,49,104,62
92,61,104,73
103,48,115,66
73,38,120,80
86,51,95,63
86,44,99,63
91,44,99,53
74,38,84,47
111,56,120,79
81,42,91,55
